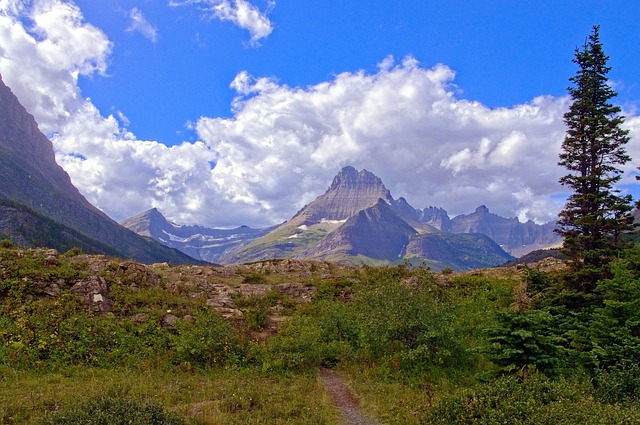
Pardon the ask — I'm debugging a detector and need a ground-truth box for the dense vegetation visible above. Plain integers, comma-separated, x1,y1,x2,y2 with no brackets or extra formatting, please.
1,242,639,424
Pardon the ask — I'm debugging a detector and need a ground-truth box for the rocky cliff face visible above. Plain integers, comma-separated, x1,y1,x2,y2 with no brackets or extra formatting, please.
419,206,452,231
292,166,394,224
0,74,198,264
450,205,561,256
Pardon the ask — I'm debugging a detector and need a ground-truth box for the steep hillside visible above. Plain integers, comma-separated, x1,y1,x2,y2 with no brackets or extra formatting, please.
0,74,198,264
405,232,514,271
303,199,417,262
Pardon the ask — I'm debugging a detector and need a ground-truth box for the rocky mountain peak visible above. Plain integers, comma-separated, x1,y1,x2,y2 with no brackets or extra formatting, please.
293,166,393,224
329,166,386,191
475,205,490,214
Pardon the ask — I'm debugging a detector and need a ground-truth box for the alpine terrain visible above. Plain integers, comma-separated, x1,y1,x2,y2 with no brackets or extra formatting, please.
124,167,563,270
0,74,199,264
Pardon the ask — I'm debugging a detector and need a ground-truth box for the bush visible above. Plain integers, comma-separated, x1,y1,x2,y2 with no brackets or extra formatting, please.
171,308,244,368
593,364,640,403
37,396,185,425
427,375,640,425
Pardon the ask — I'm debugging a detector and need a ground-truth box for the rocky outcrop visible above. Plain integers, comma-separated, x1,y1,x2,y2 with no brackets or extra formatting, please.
419,206,452,232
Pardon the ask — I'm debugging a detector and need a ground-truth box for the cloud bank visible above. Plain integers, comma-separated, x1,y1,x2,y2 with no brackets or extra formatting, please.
1,1,638,229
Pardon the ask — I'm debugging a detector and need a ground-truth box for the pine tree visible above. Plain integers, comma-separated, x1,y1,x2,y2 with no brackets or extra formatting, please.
556,25,633,290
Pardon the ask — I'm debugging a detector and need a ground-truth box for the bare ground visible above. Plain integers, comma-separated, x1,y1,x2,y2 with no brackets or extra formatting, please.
319,368,378,425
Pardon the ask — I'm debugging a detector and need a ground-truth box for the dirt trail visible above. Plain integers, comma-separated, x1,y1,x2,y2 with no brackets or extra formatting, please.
319,368,378,425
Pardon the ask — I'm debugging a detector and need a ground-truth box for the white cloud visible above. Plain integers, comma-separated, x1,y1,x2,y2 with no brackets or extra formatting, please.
1,2,638,229
194,57,583,225
126,8,158,43
169,0,273,46
0,0,111,132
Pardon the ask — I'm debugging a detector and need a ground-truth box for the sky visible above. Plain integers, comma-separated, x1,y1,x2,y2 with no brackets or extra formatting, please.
1,0,640,229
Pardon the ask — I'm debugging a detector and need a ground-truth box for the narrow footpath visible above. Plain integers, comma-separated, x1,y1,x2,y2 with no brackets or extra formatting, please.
319,368,378,425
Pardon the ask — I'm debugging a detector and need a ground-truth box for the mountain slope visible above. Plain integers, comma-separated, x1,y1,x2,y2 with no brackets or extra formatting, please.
405,232,514,270
0,74,199,264
303,199,417,261
120,208,271,263
224,167,514,269
450,205,561,256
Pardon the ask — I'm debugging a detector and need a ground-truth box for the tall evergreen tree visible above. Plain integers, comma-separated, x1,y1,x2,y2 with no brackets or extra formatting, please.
556,25,633,290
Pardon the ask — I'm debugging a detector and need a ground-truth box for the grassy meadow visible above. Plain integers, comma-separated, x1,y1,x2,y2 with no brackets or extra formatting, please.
1,242,640,424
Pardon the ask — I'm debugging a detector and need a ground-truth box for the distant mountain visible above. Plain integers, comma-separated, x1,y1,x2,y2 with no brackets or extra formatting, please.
120,208,271,264
0,74,199,264
220,166,514,269
219,166,391,264
302,199,417,261
449,205,561,257
293,166,394,223
124,166,560,269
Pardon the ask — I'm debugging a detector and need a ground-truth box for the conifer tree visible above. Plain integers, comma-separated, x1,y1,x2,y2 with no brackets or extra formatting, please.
556,25,633,290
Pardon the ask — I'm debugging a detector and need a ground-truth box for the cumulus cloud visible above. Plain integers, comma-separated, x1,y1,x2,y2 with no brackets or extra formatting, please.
195,56,583,225
126,8,158,43
1,1,638,229
0,0,111,132
169,0,274,46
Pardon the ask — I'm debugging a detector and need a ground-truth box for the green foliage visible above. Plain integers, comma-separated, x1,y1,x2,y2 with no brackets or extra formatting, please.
427,374,640,425
588,248,640,368
64,247,83,257
485,309,564,378
261,266,506,380
172,308,245,368
0,237,15,248
37,395,186,425
522,266,553,294
244,306,269,330
240,272,268,285
556,25,633,289
593,364,640,404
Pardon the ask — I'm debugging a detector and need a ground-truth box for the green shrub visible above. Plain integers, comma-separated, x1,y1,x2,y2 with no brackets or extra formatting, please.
245,306,269,331
593,364,640,403
171,308,244,368
0,238,15,248
427,375,640,425
37,396,185,425
241,272,267,285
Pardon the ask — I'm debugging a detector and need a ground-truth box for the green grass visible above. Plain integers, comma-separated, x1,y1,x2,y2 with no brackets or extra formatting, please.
0,367,339,425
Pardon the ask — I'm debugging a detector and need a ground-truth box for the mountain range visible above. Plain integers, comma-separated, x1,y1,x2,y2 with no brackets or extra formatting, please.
0,72,560,269
123,166,562,270
0,74,199,265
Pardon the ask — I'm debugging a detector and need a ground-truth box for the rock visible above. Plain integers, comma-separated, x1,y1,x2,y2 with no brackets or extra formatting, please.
131,313,149,323
70,276,113,313
162,314,180,327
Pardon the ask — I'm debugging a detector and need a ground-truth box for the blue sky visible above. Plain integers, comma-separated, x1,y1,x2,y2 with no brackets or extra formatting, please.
1,1,639,228
74,0,640,145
